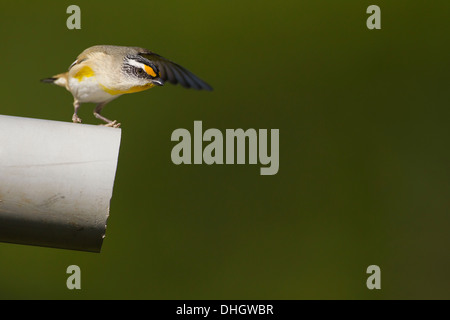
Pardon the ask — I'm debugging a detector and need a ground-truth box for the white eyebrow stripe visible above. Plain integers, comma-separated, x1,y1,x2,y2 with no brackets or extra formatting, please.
68,60,78,70
127,59,146,70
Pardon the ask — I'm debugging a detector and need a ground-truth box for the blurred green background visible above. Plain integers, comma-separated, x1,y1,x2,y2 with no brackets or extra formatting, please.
1,0,449,299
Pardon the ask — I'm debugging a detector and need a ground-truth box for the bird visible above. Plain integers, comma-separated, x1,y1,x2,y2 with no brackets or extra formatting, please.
41,45,213,128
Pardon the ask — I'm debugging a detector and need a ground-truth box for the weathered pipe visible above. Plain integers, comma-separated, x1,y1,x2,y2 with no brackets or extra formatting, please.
0,115,121,252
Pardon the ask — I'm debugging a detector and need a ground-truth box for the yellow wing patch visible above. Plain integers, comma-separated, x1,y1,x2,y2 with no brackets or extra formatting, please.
100,83,156,95
73,66,95,82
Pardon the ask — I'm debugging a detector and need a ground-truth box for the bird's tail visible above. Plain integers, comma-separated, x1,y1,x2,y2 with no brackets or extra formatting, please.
41,72,68,88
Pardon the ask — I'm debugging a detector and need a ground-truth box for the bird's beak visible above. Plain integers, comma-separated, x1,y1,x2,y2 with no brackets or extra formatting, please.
152,78,164,86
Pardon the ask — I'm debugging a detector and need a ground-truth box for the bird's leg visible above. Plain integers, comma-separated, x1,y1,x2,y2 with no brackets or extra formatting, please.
94,102,121,128
72,100,82,123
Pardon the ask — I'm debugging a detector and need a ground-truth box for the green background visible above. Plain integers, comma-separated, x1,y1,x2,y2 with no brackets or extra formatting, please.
1,0,449,299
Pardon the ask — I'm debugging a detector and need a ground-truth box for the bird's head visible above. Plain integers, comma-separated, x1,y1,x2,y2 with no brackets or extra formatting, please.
122,54,164,88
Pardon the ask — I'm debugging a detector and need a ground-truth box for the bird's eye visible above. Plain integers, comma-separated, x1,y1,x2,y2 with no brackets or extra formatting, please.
136,68,144,74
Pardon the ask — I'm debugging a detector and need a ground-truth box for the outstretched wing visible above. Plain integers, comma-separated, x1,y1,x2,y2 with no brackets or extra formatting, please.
138,51,213,91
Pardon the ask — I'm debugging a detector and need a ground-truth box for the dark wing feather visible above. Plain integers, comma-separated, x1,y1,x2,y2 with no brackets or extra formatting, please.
170,64,189,88
139,51,213,91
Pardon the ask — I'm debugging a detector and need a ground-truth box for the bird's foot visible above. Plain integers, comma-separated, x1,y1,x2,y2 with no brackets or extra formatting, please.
102,120,121,128
72,114,82,123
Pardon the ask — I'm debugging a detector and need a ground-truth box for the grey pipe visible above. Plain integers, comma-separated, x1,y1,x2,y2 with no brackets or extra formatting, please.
0,115,121,252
